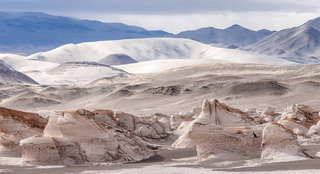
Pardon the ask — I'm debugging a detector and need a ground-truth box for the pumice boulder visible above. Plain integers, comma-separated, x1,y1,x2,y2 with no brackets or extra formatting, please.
261,122,311,159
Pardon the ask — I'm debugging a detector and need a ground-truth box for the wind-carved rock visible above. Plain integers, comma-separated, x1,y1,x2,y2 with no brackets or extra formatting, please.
261,122,311,159
278,104,320,136
115,111,168,140
0,107,47,157
307,120,320,135
170,115,194,130
173,99,260,159
19,109,157,166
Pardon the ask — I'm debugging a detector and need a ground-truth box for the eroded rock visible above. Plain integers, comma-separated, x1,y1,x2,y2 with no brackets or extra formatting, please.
173,99,259,157
0,107,47,157
21,109,157,166
261,122,310,159
279,104,320,135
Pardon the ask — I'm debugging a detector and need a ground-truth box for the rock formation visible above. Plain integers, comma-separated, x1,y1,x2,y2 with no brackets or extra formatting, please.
188,124,262,158
261,122,310,159
0,107,47,157
115,111,168,140
307,120,320,135
170,115,194,130
19,109,157,166
278,104,320,135
173,99,260,159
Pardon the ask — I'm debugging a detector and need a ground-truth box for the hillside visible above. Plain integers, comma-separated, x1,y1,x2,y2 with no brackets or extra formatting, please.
246,17,320,64
0,12,172,54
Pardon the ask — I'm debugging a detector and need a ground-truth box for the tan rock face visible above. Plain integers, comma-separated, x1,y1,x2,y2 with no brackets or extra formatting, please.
22,109,157,166
261,122,310,159
188,124,261,158
0,107,47,157
0,107,47,129
170,115,194,130
115,111,168,140
279,104,320,135
19,137,62,166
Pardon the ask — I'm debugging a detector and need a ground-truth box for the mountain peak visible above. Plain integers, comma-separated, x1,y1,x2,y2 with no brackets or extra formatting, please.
225,24,244,30
304,16,320,31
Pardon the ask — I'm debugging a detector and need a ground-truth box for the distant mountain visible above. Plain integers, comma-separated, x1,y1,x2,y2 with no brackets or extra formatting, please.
25,38,293,68
0,60,38,84
0,12,173,54
246,17,320,64
174,24,275,46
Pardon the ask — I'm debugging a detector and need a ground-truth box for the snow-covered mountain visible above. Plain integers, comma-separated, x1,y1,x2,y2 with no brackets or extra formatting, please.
0,12,172,54
246,17,320,64
25,38,293,67
175,25,275,46
25,38,211,63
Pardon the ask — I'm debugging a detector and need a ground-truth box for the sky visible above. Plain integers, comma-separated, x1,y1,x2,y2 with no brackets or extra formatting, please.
1,0,320,34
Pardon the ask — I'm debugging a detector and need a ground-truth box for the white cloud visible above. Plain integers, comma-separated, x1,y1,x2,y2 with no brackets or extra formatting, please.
1,0,320,33
68,11,320,34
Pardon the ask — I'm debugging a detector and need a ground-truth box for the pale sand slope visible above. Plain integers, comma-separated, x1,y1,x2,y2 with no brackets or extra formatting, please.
0,63,319,114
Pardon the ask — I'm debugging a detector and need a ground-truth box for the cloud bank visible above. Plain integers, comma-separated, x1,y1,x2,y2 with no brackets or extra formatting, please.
1,0,320,33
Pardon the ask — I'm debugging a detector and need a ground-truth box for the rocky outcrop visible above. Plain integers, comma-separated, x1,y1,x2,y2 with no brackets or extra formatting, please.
188,124,262,158
19,109,157,166
173,99,259,158
170,115,194,130
307,120,320,135
115,111,168,140
261,122,310,159
279,104,320,135
0,107,47,157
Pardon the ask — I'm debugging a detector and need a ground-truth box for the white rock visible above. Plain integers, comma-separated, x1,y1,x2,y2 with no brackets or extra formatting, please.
172,99,256,151
0,107,47,157
39,110,156,164
261,107,277,116
158,117,171,131
170,115,194,130
280,105,307,122
114,112,135,131
278,120,309,135
188,123,261,158
192,106,202,115
307,120,320,135
261,122,310,159
19,137,62,166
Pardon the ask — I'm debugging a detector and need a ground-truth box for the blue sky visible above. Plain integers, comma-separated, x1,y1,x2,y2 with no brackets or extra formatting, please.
1,0,320,33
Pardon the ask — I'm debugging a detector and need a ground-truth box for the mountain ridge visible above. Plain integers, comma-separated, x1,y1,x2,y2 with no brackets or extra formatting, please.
246,17,320,64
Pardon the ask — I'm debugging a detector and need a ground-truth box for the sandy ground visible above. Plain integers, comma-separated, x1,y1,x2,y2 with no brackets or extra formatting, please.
2,138,320,174
3,63,320,115
2,63,320,173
